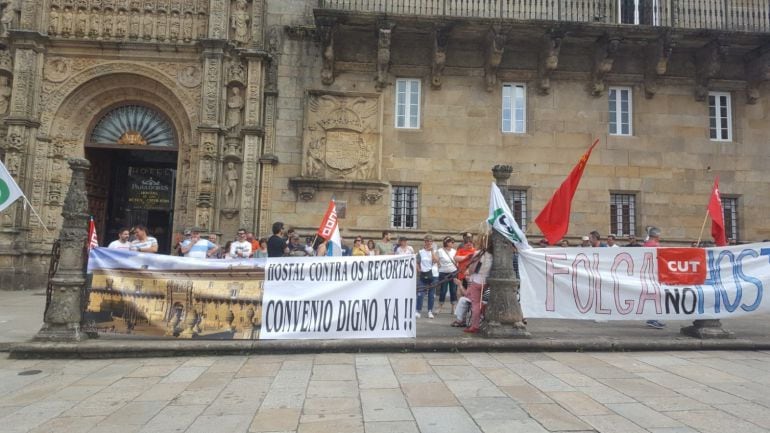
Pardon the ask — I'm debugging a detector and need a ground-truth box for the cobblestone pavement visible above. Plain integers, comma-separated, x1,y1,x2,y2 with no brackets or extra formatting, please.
2,351,770,433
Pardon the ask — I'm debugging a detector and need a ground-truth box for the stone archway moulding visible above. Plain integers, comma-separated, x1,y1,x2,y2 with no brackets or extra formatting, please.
41,61,200,142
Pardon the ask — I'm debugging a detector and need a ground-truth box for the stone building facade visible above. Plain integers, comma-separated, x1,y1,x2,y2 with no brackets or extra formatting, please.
1,0,770,288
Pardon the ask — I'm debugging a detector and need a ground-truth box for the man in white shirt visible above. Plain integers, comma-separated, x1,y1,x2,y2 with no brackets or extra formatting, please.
180,228,219,259
229,229,252,258
108,227,131,250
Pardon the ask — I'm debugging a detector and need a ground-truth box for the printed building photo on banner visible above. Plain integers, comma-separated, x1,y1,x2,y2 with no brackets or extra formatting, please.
85,248,416,340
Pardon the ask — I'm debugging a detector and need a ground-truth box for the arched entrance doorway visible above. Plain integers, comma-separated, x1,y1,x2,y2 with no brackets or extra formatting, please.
85,104,178,253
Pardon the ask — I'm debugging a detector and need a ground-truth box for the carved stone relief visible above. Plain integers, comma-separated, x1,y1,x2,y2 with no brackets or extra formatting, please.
590,34,622,96
644,33,674,99
538,31,563,95
44,58,71,83
375,23,393,91
46,0,208,43
694,40,727,101
301,92,381,181
177,65,201,88
0,74,11,116
484,26,505,92
431,25,449,90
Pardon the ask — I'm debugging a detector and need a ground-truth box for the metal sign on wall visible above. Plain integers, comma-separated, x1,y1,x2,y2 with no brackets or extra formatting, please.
127,167,174,210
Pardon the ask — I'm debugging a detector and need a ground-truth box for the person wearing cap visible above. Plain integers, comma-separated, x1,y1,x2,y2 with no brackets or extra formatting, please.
416,235,439,319
288,233,308,256
580,235,591,247
229,228,252,259
180,228,219,259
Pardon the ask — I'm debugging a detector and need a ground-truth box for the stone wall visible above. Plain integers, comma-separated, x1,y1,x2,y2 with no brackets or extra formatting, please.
268,0,770,244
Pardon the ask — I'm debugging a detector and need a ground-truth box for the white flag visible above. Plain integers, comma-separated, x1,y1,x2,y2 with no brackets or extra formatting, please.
0,159,23,213
487,182,531,251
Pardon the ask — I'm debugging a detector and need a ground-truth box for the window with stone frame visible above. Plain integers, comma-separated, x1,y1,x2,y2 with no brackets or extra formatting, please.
709,91,732,141
610,193,637,236
507,188,528,231
608,87,633,136
502,83,526,133
391,185,418,229
722,196,739,241
395,78,420,129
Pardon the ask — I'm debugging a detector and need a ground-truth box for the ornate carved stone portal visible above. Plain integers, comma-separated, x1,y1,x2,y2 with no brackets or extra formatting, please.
292,91,385,202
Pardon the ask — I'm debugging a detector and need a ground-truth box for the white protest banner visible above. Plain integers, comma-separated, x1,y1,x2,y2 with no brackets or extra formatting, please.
261,255,417,339
519,243,770,321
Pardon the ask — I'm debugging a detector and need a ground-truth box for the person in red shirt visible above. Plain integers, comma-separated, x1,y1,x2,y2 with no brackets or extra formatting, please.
454,233,477,289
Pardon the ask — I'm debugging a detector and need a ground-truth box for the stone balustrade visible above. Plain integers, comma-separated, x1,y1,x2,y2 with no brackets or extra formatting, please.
318,0,770,32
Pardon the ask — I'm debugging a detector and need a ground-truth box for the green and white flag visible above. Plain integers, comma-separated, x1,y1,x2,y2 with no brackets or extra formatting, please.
0,159,23,213
487,182,531,251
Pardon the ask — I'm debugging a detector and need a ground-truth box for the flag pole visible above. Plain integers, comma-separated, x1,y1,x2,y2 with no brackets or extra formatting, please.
695,209,709,247
22,196,51,235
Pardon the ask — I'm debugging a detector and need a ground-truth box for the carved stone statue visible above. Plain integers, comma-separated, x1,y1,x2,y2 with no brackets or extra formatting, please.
0,75,10,115
102,10,113,38
182,12,193,42
195,13,206,39
224,162,238,208
305,137,324,177
0,2,15,37
115,9,128,38
156,12,167,40
48,8,60,35
375,27,392,91
89,10,102,39
129,10,140,39
231,0,250,45
75,8,88,37
226,86,244,129
169,11,180,41
142,11,154,40
61,8,74,36
485,28,505,92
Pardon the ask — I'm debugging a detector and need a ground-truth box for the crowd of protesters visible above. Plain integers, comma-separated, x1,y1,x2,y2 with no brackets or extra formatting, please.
105,221,753,333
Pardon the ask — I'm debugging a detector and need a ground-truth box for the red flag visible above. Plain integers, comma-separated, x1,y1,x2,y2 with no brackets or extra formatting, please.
708,176,727,246
88,216,98,250
535,138,599,245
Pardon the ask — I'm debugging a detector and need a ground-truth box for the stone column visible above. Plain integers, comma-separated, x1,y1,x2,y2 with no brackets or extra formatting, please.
681,319,734,339
35,158,90,342
481,165,530,338
240,52,266,231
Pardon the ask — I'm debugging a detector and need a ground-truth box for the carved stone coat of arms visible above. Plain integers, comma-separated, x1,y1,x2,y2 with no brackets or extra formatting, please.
302,91,381,180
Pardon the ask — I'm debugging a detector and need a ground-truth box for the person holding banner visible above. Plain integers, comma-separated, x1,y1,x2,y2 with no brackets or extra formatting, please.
267,221,289,257
228,228,252,259
436,236,458,314
108,228,132,250
416,235,439,319
129,225,158,253
464,239,493,334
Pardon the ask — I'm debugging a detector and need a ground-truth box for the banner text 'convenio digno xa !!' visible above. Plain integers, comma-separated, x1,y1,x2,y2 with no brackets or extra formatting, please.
87,249,416,340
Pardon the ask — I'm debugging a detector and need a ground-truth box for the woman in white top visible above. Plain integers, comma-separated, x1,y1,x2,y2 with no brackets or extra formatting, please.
436,236,458,314
464,238,493,334
416,235,438,319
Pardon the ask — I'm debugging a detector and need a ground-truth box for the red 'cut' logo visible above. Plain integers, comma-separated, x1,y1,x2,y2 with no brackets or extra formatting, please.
657,248,707,285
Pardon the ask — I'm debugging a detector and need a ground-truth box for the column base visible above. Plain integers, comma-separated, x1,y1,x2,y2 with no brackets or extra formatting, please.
680,319,734,339
481,321,531,339
34,323,86,342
